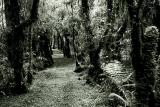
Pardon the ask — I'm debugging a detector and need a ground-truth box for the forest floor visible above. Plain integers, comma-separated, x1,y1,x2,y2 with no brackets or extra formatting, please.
0,50,107,107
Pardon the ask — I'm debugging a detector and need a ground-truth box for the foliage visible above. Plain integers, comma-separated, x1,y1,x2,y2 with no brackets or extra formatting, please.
0,30,14,94
0,0,160,106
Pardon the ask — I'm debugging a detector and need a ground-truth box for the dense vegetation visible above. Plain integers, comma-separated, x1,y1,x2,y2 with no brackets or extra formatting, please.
0,0,160,106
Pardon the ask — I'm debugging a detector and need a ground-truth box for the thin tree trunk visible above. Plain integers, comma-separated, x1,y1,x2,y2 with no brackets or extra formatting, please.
57,36,60,49
27,26,33,84
1,0,4,29
53,34,56,49
60,36,64,51
71,3,76,59
63,34,71,58
56,28,61,50
107,0,113,23
154,0,160,58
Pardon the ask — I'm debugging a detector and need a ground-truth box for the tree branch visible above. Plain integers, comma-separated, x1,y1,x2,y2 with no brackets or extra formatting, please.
16,0,40,29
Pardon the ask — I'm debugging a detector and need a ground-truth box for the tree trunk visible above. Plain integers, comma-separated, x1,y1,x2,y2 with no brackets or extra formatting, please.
39,33,54,67
127,0,157,106
143,26,158,107
60,36,64,51
4,0,39,94
71,3,77,61
27,26,33,84
1,0,4,29
107,0,113,23
53,34,56,49
154,0,160,58
4,0,27,93
63,34,71,58
57,35,61,50
81,0,103,81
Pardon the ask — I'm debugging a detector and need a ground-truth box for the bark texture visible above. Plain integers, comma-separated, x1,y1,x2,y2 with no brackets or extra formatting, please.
81,0,103,81
127,0,158,106
4,0,39,93
154,0,160,58
4,0,27,93
142,26,158,107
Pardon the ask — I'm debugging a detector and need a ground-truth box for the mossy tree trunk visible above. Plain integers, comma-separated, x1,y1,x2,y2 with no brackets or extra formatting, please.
4,0,27,93
39,32,54,66
154,0,160,58
107,0,113,23
63,34,71,58
127,0,158,106
143,26,158,107
57,36,61,50
53,34,56,49
80,0,103,81
4,0,39,94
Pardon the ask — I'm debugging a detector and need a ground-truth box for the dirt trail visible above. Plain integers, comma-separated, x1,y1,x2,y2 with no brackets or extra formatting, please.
0,56,104,107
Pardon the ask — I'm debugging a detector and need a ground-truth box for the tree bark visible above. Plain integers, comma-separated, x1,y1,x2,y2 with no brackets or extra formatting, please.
27,26,33,84
4,0,39,94
63,33,71,58
4,0,27,93
127,0,157,106
81,0,103,81
107,0,113,23
154,0,160,58
53,34,56,49
1,0,4,29
39,32,54,66
16,0,40,29
55,28,61,50
71,3,77,62
57,36,60,50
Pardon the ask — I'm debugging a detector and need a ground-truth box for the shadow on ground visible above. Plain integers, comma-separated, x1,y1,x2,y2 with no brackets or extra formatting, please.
53,57,75,67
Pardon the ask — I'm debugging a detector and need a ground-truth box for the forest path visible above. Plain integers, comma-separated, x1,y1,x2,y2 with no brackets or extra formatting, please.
0,51,104,107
